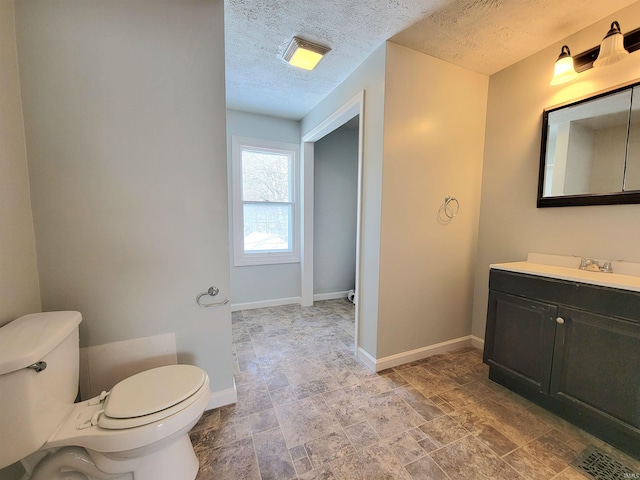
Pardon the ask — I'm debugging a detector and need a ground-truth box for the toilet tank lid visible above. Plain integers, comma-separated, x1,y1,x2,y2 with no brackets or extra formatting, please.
0,311,82,375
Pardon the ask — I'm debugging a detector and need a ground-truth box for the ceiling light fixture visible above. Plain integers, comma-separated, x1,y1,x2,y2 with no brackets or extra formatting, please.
550,45,578,85
550,21,640,86
593,21,629,67
283,36,331,71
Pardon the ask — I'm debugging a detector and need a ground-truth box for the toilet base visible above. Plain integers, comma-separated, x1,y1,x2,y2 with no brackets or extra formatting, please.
27,434,199,480
91,433,199,480
27,447,129,480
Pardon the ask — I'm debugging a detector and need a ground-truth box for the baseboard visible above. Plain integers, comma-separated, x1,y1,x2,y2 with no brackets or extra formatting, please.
359,335,477,372
230,296,301,312
231,293,350,311
471,335,485,349
357,347,377,372
313,291,349,301
206,378,237,410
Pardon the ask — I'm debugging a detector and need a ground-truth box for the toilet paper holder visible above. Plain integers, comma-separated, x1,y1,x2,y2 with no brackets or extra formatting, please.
196,286,229,308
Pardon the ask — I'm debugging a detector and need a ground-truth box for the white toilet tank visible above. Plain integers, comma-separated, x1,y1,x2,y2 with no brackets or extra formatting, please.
0,311,82,469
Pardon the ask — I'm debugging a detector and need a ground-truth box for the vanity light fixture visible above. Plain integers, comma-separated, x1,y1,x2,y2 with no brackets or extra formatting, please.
550,21,640,86
550,45,578,85
283,36,331,71
593,21,629,67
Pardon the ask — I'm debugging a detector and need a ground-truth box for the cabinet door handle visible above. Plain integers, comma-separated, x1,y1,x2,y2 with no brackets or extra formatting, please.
556,317,565,325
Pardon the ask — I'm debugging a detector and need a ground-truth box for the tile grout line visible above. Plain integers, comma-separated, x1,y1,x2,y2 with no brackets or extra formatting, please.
195,300,635,480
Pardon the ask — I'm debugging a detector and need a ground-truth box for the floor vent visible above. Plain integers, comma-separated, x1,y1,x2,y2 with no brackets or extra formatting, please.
572,446,637,480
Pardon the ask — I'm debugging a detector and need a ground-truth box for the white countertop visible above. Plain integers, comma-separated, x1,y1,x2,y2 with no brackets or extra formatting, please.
490,253,640,293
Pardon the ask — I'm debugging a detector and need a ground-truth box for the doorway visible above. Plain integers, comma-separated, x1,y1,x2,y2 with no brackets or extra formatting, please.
313,118,359,306
300,92,364,353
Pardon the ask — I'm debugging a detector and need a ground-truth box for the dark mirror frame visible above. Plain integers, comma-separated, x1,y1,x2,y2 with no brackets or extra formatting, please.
537,81,640,208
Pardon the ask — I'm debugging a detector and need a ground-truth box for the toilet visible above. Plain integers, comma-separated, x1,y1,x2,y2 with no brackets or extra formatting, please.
0,311,211,480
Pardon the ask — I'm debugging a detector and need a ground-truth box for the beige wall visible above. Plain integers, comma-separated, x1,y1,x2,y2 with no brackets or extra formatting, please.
625,120,640,189
589,124,625,193
15,0,233,394
301,42,489,360
377,43,488,358
0,0,40,326
472,2,640,339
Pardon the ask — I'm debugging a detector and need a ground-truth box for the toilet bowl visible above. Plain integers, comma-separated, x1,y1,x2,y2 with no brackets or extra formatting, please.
0,312,211,480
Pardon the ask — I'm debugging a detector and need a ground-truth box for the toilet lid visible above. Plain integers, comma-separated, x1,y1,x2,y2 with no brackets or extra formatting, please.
101,365,206,426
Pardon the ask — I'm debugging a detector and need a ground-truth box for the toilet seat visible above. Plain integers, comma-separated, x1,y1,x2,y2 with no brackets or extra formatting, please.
45,366,211,455
95,365,207,430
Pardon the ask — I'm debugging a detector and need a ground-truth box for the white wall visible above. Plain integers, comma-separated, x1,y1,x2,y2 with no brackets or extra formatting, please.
15,0,233,395
302,44,386,357
225,109,301,306
472,1,640,339
0,0,40,327
377,43,488,358
313,124,358,295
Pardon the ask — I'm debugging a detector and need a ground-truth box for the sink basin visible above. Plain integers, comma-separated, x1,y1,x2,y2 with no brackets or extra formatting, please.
490,253,640,293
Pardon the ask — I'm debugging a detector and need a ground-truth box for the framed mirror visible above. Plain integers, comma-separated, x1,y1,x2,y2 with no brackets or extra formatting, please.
537,81,640,207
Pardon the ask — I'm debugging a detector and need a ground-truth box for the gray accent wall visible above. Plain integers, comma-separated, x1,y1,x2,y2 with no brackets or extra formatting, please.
313,124,358,295
226,109,302,305
14,0,233,394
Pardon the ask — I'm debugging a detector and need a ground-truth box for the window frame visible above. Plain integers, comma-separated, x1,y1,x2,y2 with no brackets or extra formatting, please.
231,135,300,266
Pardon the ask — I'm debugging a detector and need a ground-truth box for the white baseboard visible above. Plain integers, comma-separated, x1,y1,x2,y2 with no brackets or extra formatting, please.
313,291,349,301
356,346,377,372
358,335,478,372
206,379,237,410
232,293,350,311
471,335,485,349
231,296,301,312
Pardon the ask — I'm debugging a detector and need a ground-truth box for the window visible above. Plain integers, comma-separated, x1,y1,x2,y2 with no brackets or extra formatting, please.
232,136,300,266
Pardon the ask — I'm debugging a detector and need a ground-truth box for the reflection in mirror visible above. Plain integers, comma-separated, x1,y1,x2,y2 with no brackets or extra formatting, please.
538,81,640,207
624,86,640,191
543,90,629,197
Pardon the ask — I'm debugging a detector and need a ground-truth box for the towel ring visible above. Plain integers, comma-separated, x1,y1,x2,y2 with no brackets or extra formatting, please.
443,196,459,219
196,286,229,308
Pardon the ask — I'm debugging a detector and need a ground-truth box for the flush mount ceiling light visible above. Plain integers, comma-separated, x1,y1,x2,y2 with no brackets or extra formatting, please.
550,20,640,86
550,45,578,85
593,21,629,67
283,36,331,71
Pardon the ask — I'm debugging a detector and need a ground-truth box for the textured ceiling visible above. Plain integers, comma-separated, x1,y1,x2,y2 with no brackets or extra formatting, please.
224,0,639,120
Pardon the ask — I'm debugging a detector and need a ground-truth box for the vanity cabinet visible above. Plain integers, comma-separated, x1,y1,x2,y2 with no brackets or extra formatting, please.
484,269,640,459
485,292,557,393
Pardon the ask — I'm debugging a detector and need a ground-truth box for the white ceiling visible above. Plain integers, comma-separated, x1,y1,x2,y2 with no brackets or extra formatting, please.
224,0,639,120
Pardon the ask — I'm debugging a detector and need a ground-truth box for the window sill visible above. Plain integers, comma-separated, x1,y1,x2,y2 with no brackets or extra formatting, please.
234,253,300,267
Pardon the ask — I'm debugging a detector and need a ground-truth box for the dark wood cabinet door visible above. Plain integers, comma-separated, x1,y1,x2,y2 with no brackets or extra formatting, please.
484,292,558,393
550,307,640,431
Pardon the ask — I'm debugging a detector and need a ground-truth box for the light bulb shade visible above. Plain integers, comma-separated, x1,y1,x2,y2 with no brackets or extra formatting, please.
593,21,629,68
550,45,578,85
283,37,331,71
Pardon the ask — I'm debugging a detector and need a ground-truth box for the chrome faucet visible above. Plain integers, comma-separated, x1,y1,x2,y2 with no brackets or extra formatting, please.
579,257,613,273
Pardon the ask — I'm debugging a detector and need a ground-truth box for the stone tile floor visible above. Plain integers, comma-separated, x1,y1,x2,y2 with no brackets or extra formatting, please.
190,299,640,479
